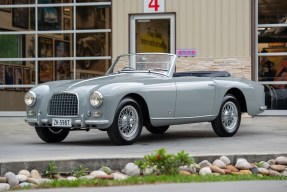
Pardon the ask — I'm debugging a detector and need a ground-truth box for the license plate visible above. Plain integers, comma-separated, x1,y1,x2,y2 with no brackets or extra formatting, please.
52,118,72,127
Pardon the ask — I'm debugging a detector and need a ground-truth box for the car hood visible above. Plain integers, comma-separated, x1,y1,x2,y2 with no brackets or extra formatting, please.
40,73,161,94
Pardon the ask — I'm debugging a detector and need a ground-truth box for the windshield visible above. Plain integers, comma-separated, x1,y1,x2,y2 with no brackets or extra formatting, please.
107,53,177,76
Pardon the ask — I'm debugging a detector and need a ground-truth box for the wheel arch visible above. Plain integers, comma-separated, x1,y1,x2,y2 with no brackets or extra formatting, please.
225,88,247,113
122,93,150,126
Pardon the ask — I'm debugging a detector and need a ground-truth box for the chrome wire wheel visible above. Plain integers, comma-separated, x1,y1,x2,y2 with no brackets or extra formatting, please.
221,101,238,133
118,105,139,138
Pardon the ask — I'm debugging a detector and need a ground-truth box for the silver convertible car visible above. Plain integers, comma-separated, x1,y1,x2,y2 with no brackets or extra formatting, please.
25,53,266,145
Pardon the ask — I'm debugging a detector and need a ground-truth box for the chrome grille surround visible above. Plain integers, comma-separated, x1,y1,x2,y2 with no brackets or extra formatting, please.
48,93,78,116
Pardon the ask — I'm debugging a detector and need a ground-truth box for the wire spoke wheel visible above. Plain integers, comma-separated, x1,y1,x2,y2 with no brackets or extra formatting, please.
221,101,238,133
118,105,139,138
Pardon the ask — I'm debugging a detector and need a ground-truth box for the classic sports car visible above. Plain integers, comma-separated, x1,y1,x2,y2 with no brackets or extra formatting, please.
25,53,266,145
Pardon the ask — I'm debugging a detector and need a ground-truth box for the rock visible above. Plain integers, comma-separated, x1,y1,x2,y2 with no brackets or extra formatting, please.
27,178,39,185
179,165,197,174
199,160,211,168
212,173,221,176
79,175,95,180
257,174,263,178
239,170,252,175
194,164,201,172
270,165,286,172
143,168,153,176
220,156,231,166
231,172,244,175
259,161,270,169
38,178,52,184
122,163,140,176
226,165,239,173
16,174,28,182
222,169,232,174
250,167,259,175
4,172,19,188
269,170,281,176
112,172,128,180
0,183,10,191
281,171,287,177
212,159,226,169
258,168,269,175
19,182,34,188
179,170,191,175
90,170,107,178
18,170,31,178
199,167,212,175
0,177,6,183
267,159,276,165
99,166,113,175
275,156,287,165
209,166,225,175
52,174,63,180
67,176,78,181
235,159,251,170
31,170,41,179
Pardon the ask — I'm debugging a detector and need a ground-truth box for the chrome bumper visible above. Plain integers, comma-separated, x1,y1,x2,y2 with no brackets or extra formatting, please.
260,106,267,111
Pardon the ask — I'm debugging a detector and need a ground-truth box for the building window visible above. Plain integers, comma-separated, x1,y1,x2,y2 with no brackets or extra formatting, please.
0,0,112,112
257,0,287,111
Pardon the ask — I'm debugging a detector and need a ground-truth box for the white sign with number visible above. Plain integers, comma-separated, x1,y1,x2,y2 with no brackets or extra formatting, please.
144,0,165,13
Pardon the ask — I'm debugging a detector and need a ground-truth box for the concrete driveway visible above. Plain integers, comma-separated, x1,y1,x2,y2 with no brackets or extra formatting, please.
0,116,286,163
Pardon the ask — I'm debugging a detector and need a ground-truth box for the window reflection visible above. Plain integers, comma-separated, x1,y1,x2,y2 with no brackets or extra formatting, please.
258,0,287,24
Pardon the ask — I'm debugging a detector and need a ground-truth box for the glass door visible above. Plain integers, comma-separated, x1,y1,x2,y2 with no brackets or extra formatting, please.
130,14,175,54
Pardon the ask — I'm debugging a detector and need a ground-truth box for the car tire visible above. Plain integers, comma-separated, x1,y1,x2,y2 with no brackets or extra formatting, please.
107,98,143,145
211,95,241,137
35,127,70,143
145,123,169,134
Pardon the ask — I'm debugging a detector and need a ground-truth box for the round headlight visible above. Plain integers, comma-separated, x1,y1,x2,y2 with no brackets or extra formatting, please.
90,91,103,107
24,91,36,107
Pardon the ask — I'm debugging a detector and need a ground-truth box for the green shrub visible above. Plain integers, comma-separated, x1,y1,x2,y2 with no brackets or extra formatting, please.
135,148,195,175
72,165,88,178
44,161,59,178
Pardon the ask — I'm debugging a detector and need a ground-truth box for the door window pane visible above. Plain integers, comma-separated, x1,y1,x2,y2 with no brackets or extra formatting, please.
259,0,287,24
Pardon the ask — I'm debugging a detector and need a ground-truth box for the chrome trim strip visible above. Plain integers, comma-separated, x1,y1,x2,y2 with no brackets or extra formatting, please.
151,115,217,120
41,119,48,124
25,118,37,123
85,120,109,125
260,106,267,111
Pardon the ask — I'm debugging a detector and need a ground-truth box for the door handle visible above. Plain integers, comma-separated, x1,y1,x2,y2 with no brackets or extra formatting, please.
208,84,215,86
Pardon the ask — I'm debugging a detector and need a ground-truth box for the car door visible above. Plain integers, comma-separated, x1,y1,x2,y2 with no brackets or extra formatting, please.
175,76,215,118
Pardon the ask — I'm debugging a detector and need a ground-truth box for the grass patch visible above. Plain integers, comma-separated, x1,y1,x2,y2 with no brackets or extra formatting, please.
37,174,287,189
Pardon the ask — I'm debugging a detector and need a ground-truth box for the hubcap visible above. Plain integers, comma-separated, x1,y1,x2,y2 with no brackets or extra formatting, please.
221,101,238,133
118,105,139,138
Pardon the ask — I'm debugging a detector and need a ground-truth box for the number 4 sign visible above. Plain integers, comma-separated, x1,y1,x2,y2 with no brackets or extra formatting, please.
144,0,165,13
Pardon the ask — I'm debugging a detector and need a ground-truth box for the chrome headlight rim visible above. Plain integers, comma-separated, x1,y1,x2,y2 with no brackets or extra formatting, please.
24,91,37,107
89,91,103,108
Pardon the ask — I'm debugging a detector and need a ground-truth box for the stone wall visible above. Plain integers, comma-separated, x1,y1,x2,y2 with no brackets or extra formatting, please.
176,57,252,80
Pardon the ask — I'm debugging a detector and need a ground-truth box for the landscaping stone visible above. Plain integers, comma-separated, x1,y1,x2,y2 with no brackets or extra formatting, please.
281,171,287,177
99,166,113,175
27,178,39,186
270,165,286,172
143,168,153,176
226,165,239,172
52,174,63,180
16,174,28,183
268,170,281,176
222,169,232,174
267,159,276,165
112,172,128,180
235,159,251,170
4,172,19,188
18,170,31,178
90,170,107,178
260,161,270,169
66,176,77,181
19,182,34,188
250,167,259,175
79,175,95,180
275,156,287,165
31,170,41,179
179,170,191,175
38,178,52,184
212,159,226,169
220,156,231,166
209,166,225,175
231,172,244,175
179,165,197,174
199,167,212,175
258,168,269,175
199,160,211,168
239,170,252,175
122,163,140,176
0,177,6,183
0,183,10,191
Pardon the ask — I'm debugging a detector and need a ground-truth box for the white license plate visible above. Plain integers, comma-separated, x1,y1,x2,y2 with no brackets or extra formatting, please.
52,118,72,127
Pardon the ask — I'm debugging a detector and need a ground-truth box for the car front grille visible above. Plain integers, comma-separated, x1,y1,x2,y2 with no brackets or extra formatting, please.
48,93,78,116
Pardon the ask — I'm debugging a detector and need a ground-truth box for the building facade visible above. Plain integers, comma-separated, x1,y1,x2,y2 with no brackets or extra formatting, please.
0,0,286,116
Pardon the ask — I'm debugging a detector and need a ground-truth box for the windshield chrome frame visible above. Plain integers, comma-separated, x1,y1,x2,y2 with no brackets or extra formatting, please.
106,53,177,78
